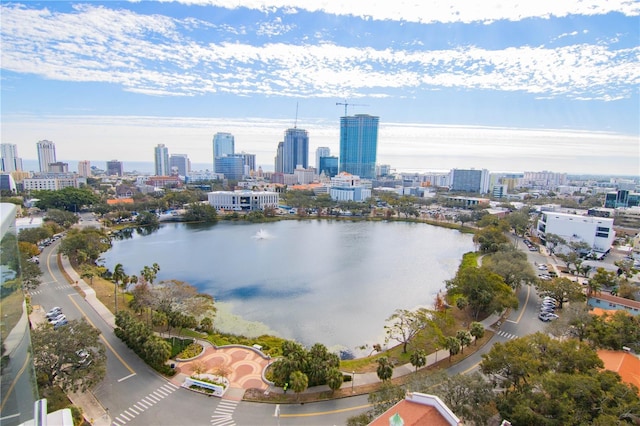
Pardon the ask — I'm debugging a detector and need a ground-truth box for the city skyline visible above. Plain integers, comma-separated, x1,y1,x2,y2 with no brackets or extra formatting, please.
1,1,638,176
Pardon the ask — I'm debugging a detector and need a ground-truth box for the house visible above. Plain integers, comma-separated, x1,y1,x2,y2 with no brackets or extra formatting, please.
587,293,640,316
368,392,461,426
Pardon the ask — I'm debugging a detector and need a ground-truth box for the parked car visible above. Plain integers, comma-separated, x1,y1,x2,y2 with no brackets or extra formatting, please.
49,314,66,324
538,312,559,322
54,318,68,329
45,307,62,318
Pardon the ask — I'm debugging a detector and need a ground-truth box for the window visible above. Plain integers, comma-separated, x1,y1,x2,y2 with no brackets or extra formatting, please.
597,226,609,232
596,232,608,238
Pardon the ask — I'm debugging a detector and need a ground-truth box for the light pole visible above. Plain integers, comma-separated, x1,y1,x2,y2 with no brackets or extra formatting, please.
352,371,355,393
435,346,438,363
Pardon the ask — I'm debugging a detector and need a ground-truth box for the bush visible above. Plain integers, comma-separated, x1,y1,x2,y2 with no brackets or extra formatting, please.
176,343,203,359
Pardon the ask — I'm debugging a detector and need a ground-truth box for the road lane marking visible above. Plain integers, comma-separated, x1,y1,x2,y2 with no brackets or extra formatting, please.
279,403,372,418
118,373,136,382
506,284,531,325
460,361,481,375
67,294,136,376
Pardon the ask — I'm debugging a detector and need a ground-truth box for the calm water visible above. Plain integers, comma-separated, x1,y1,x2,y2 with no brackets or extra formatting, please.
101,220,474,356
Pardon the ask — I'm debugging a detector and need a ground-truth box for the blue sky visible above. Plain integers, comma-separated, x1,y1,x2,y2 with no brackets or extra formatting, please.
1,1,639,175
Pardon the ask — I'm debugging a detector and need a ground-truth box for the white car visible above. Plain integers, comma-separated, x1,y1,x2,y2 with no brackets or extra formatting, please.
45,307,62,318
49,314,67,325
538,312,559,322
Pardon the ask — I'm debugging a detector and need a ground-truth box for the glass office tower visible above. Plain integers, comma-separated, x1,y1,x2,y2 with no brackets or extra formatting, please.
339,114,379,179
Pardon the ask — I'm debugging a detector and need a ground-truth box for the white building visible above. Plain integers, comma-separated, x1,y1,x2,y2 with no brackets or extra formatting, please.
208,190,279,211
23,175,80,191
329,172,371,202
537,211,615,253
294,166,315,185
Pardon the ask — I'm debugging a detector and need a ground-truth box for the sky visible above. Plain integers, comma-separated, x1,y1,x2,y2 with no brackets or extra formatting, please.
1,1,639,176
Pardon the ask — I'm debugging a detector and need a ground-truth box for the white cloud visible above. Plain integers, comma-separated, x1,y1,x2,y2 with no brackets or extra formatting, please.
1,4,637,101
156,0,640,23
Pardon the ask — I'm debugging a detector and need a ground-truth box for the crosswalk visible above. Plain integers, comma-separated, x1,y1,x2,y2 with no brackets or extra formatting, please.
111,382,180,425
496,330,518,340
29,283,71,295
210,399,239,426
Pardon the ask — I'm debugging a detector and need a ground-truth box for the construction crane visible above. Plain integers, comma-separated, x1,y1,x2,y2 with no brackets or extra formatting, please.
336,100,368,117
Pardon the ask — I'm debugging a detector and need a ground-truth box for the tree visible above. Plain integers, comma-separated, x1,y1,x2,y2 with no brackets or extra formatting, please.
141,263,160,285
483,248,538,290
444,336,461,362
58,227,111,264
428,372,496,426
410,349,427,372
199,317,213,334
614,259,639,280
547,304,593,341
31,319,106,393
112,263,126,313
376,357,394,381
536,277,585,308
469,322,485,345
34,187,99,212
326,367,344,393
136,211,159,227
481,333,603,393
456,330,472,354
183,203,218,223
384,308,435,353
446,266,518,319
589,267,617,291
473,226,509,253
544,233,566,255
506,211,530,237
44,209,79,228
141,336,172,367
289,370,309,400
18,227,53,244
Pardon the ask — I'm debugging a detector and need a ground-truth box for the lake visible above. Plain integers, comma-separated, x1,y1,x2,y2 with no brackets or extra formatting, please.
101,219,474,357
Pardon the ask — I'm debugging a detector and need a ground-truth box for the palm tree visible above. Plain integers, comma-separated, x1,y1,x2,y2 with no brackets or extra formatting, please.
112,263,125,313
456,330,472,354
445,336,461,362
376,357,394,382
410,349,427,372
469,322,485,345
586,278,602,298
289,370,308,401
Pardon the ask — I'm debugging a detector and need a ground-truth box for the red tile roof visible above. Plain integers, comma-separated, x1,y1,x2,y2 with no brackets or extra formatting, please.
598,350,640,394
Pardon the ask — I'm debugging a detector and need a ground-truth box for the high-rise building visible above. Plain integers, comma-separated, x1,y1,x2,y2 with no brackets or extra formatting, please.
282,128,309,174
154,144,170,176
212,132,235,173
315,146,330,172
48,162,69,173
1,143,23,172
106,160,124,177
339,114,379,180
37,140,56,173
239,152,256,173
77,160,91,177
169,154,190,177
214,155,244,180
319,156,339,178
449,168,490,193
274,141,284,173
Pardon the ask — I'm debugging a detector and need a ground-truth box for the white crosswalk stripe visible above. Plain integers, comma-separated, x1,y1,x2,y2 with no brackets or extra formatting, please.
111,382,179,425
496,330,517,340
210,400,239,426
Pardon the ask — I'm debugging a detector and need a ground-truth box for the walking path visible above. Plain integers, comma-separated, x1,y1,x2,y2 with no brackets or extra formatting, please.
56,254,502,424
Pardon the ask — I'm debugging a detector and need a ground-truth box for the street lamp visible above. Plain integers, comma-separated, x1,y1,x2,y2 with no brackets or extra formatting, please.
435,346,438,363
352,371,355,393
